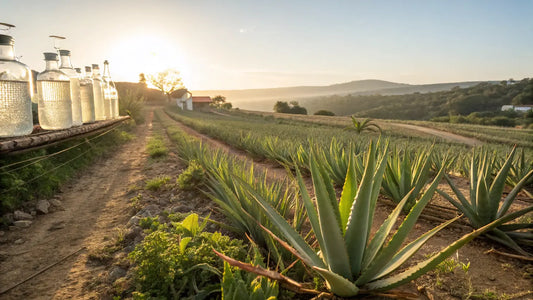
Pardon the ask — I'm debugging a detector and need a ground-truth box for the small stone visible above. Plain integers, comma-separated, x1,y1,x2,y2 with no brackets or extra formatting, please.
108,266,127,282
14,239,24,244
2,213,14,224
36,200,51,214
13,220,32,228
488,274,496,281
8,226,19,231
48,221,66,231
13,210,33,221
49,199,63,208
30,210,36,216
0,231,5,237
127,216,141,227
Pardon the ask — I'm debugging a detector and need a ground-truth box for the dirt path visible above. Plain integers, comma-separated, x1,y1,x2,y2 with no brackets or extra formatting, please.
385,122,483,146
0,110,154,299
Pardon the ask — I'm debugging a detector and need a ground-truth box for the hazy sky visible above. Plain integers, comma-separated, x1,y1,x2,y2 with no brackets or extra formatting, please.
3,0,533,90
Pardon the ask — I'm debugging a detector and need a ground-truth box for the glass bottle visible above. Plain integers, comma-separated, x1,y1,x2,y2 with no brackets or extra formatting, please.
59,49,82,126
91,64,106,121
79,66,95,123
99,62,112,120
0,33,33,137
103,60,119,118
36,52,72,130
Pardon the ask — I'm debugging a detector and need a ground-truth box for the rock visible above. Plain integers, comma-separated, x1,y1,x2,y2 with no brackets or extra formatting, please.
13,220,32,228
136,204,161,218
13,210,33,221
0,231,5,237
127,216,141,227
49,199,63,208
14,238,24,244
2,213,14,224
125,226,142,242
36,200,51,214
108,266,127,282
8,226,19,231
30,210,36,216
48,221,66,231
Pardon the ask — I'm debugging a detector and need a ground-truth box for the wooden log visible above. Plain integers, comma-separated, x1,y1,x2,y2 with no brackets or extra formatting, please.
0,116,130,155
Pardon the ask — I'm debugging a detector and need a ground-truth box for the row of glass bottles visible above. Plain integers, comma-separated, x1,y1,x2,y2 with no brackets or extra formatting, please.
1,30,120,137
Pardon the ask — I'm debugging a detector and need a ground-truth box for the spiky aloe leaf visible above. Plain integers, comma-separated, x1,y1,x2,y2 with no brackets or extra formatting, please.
476,173,491,226
372,215,461,280
309,152,352,279
498,169,533,218
485,228,530,256
361,189,412,270
365,205,533,291
488,147,516,220
356,167,445,286
312,266,360,297
236,177,325,268
339,156,358,233
344,141,380,276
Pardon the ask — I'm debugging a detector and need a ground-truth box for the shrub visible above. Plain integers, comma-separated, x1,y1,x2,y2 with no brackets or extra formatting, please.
145,175,170,191
146,136,168,158
119,89,145,124
177,161,205,190
129,213,247,299
314,110,335,116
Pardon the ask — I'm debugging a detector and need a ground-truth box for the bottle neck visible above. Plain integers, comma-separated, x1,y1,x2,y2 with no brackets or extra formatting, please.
0,44,15,60
60,55,73,69
45,60,60,70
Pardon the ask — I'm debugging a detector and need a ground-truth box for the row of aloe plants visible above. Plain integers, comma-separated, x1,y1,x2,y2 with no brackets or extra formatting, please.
165,108,533,254
157,109,532,297
165,108,532,193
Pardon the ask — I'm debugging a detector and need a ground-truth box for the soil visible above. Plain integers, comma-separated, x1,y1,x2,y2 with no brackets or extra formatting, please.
0,107,531,300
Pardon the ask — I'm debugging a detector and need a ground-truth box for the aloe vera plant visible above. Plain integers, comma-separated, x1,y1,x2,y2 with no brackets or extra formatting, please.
506,148,533,198
438,147,533,255
381,147,433,212
344,116,381,134
219,141,530,297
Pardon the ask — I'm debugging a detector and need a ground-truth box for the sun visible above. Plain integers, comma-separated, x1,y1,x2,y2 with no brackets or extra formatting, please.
109,34,190,86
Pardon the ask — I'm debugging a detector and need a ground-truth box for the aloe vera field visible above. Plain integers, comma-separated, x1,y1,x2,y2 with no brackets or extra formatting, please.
1,103,531,300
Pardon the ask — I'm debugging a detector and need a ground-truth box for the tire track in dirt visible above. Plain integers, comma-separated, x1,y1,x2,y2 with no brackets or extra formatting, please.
0,110,153,300
384,122,483,146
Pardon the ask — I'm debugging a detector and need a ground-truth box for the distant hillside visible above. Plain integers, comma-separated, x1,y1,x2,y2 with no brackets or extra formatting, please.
115,82,166,102
192,80,486,111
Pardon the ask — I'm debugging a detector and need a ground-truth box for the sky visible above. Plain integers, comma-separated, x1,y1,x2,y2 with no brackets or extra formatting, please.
2,0,533,90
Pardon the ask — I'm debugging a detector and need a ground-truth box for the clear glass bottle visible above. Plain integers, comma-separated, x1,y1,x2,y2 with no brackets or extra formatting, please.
91,64,106,121
36,52,72,130
59,49,82,126
79,66,95,123
0,33,33,137
103,60,119,118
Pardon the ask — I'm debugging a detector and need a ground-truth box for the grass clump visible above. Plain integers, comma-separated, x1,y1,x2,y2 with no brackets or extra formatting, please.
145,175,171,191
119,89,145,124
146,135,168,158
177,160,205,190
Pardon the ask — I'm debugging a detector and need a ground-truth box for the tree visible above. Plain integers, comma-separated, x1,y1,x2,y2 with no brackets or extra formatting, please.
273,101,307,115
212,95,226,107
314,110,335,116
148,69,184,102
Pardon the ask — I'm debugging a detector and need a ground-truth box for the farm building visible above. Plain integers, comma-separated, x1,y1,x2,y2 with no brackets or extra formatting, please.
501,105,533,112
191,96,213,111
174,90,193,110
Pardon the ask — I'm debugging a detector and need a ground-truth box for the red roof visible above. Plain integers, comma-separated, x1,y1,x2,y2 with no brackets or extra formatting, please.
192,96,212,103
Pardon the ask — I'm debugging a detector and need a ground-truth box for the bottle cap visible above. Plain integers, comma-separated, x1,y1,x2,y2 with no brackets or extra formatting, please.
0,34,14,46
44,52,58,61
75,67,81,73
92,64,99,69
104,60,109,65
59,49,71,56
85,66,92,72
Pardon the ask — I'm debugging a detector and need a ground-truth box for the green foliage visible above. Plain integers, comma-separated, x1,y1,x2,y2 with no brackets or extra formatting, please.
313,110,335,116
146,135,168,158
119,88,145,124
129,213,247,299
273,101,307,115
145,175,171,191
177,161,205,190
438,148,533,255
221,248,278,300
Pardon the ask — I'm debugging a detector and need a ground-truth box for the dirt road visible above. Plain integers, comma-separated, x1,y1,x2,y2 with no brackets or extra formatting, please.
0,111,153,299
385,122,482,146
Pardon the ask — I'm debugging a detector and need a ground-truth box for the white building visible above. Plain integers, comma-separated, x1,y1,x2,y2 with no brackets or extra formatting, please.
175,90,193,111
501,105,533,112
